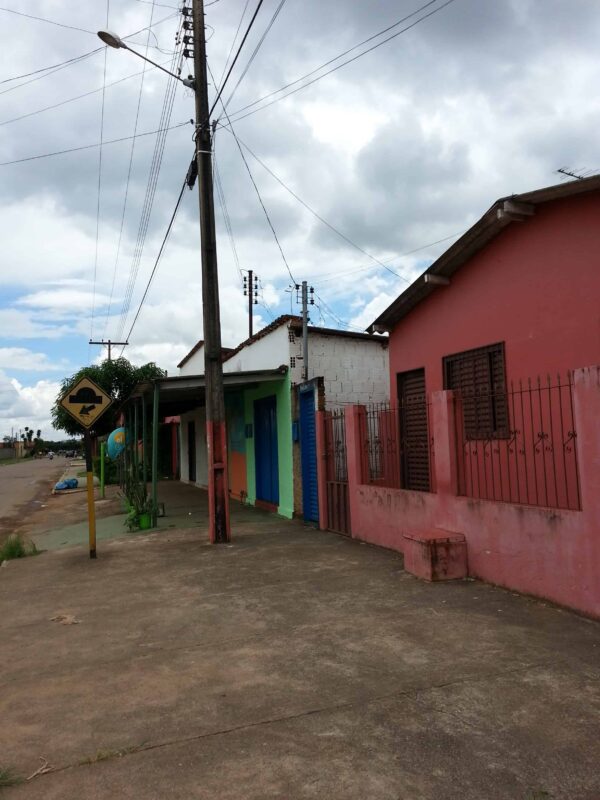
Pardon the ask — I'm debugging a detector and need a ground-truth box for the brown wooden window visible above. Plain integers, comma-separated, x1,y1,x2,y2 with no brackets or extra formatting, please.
443,343,508,439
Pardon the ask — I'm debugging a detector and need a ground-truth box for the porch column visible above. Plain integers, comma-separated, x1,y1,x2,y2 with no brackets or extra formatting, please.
572,366,600,515
315,410,328,530
430,390,458,496
151,382,159,526
142,394,148,488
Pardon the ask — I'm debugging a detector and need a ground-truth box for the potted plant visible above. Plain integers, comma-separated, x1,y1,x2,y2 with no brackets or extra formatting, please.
123,470,155,531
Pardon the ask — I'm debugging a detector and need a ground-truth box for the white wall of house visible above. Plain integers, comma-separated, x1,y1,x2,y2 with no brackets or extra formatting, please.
223,324,290,373
179,408,208,487
179,346,204,376
291,331,389,406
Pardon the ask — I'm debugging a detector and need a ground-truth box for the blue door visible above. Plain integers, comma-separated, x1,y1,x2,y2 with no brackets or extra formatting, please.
254,395,279,505
300,387,319,522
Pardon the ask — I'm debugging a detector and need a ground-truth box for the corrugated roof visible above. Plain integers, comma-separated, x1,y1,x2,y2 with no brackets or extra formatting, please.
368,174,600,332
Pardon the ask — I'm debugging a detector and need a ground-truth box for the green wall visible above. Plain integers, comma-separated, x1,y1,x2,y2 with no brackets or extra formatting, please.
244,376,293,519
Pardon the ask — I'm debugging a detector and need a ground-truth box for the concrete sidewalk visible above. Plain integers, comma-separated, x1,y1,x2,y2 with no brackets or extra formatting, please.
1,498,599,799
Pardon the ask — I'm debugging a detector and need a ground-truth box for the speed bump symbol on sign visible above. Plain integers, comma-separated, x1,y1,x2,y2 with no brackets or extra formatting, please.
60,377,112,429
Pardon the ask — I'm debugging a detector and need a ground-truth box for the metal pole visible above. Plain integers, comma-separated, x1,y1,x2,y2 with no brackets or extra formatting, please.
248,269,253,339
302,280,308,381
192,0,230,543
100,441,106,500
84,431,97,558
142,393,147,488
133,400,139,473
152,382,159,526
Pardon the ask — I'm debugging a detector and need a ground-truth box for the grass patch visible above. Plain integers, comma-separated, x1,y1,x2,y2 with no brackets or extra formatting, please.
0,766,24,787
0,533,38,563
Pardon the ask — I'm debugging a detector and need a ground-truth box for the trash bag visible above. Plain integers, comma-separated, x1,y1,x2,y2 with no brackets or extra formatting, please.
54,478,78,491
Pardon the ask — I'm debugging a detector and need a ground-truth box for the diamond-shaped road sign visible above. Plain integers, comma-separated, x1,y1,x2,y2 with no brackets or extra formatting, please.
60,377,113,430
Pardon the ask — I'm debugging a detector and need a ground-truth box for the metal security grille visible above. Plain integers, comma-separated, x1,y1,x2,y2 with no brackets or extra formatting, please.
324,409,350,534
454,373,581,510
397,369,432,492
444,342,508,439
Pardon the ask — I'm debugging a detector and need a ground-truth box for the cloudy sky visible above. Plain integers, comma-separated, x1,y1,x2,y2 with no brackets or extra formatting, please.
0,0,598,440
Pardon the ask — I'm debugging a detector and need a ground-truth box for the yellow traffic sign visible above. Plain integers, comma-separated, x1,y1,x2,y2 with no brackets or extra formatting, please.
60,377,112,430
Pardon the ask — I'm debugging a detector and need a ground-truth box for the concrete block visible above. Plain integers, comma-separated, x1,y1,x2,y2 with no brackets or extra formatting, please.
403,530,467,581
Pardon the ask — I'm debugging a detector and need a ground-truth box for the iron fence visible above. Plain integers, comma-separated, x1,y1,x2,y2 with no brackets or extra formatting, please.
324,408,347,483
454,374,581,510
361,401,434,492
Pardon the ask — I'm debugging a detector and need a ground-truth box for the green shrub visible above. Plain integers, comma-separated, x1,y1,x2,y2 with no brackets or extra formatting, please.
93,454,119,485
0,534,38,563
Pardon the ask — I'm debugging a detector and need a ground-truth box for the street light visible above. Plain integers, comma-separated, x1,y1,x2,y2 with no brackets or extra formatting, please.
96,5,230,544
97,30,195,88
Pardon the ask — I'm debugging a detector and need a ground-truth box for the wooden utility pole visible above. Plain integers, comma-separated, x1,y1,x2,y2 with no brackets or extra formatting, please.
191,0,230,543
89,339,128,361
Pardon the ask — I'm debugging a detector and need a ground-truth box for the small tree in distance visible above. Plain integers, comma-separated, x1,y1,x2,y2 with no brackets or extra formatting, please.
51,357,166,437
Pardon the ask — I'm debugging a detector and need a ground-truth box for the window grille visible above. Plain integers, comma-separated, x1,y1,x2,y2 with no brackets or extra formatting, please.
290,356,296,368
443,342,508,439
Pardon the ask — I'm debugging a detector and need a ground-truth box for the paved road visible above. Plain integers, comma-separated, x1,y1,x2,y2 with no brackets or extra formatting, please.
0,457,65,538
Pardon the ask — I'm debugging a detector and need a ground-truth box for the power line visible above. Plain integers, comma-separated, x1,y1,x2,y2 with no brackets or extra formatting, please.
0,120,191,166
214,154,242,278
314,292,363,332
91,0,110,350
226,0,457,125
314,232,464,284
0,57,175,127
208,0,265,119
233,134,410,281
223,0,288,110
215,0,251,96
122,178,188,348
0,12,177,96
0,50,100,86
208,61,297,285
0,5,95,34
116,22,184,340
104,0,158,338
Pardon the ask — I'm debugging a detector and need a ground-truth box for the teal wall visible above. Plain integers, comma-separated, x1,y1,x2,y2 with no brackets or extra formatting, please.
244,377,293,519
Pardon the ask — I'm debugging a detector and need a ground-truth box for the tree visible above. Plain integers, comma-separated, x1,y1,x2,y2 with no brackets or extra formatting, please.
51,357,166,437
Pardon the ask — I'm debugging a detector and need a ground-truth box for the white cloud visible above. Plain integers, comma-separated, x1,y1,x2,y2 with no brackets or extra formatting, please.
0,370,60,440
0,347,69,372
18,289,113,313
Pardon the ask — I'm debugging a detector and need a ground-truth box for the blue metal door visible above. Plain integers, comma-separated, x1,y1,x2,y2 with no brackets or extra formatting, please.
300,387,319,522
254,395,279,505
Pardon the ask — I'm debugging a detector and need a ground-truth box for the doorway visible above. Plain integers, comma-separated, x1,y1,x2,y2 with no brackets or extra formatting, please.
254,395,279,506
397,368,430,491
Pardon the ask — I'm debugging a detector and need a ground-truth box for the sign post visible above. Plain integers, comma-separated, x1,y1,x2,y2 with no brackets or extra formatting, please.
60,377,112,559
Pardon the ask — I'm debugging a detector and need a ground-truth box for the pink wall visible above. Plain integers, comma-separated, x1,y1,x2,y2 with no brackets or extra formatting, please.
389,192,600,390
327,368,600,619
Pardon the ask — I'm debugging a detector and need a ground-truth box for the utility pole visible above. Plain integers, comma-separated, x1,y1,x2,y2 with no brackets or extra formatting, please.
191,0,230,543
299,281,314,381
89,339,128,361
243,270,258,339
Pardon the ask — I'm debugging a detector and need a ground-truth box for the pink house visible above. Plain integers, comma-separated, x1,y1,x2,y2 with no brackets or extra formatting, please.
317,175,600,618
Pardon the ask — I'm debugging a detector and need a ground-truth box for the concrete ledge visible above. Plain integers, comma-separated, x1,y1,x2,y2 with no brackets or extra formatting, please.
403,530,467,582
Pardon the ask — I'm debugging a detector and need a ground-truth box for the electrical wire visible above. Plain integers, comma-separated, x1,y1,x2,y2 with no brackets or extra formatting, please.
0,5,95,34
314,231,464,285
233,134,410,282
103,0,158,337
214,155,242,279
116,20,185,341
223,0,287,111
208,61,297,284
0,12,177,96
0,57,176,128
208,0,265,119
0,51,100,86
226,0,457,125
315,292,364,332
122,177,188,348
215,0,251,96
90,0,110,351
0,121,191,166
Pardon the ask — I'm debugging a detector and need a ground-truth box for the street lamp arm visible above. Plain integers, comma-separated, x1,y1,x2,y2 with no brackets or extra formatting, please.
96,31,195,88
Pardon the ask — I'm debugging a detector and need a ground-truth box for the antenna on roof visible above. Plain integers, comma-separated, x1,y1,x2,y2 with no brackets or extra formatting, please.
556,167,587,181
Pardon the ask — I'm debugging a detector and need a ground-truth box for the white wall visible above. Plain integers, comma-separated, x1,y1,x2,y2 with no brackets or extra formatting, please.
179,345,204,376
300,333,389,406
179,409,208,487
223,324,290,373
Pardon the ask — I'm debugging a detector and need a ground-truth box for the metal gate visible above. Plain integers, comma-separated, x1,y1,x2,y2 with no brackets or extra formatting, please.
324,409,350,535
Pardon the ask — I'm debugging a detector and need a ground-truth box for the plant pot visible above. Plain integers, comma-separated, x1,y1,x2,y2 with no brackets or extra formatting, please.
138,512,152,530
